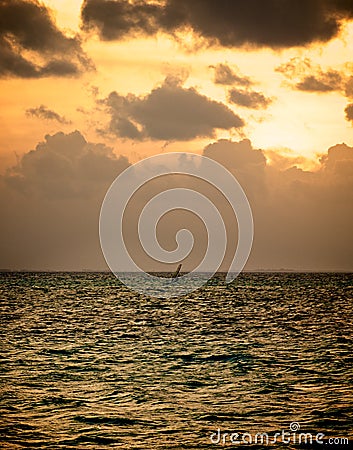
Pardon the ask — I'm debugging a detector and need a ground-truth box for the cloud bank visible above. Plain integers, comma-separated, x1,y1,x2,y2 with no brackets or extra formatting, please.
4,130,130,198
81,0,353,49
1,131,352,271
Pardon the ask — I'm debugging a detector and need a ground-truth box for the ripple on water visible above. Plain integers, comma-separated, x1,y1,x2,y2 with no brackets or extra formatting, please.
0,272,352,448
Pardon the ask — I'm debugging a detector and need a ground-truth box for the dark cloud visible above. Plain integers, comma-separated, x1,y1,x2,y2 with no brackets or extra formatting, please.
81,0,162,40
345,77,353,97
26,105,71,125
295,73,343,92
102,76,244,141
344,104,353,123
210,64,272,110
228,88,272,109
276,58,344,93
212,64,253,87
81,0,353,49
4,130,130,198
0,0,92,78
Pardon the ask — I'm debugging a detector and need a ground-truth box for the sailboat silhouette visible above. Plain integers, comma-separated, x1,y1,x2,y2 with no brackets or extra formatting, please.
172,263,182,279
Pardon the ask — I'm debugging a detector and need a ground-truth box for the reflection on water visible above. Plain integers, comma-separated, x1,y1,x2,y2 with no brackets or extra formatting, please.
1,272,352,449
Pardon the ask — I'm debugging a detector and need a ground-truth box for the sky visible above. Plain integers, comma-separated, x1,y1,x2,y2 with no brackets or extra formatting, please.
1,0,353,271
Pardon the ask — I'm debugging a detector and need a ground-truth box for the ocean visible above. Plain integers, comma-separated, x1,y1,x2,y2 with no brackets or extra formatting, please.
1,272,352,449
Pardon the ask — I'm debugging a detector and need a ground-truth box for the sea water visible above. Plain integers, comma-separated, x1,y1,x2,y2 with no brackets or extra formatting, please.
1,272,352,448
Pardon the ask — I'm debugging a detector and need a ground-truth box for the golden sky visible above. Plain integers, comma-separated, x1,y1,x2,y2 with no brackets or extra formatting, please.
1,0,353,172
1,1,353,271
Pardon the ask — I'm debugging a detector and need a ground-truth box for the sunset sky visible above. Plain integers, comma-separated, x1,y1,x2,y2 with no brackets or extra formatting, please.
1,0,353,271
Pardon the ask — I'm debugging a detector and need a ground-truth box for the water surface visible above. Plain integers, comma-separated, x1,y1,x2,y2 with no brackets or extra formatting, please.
1,272,352,448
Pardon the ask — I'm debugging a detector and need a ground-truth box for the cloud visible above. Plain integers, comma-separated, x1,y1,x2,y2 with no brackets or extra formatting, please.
25,105,71,125
102,76,244,141
263,148,311,171
345,76,353,98
203,138,267,199
4,130,130,198
202,139,353,271
203,138,266,168
81,0,353,49
212,64,253,87
277,57,353,124
0,0,92,78
295,73,343,92
320,142,353,175
0,130,132,270
210,64,272,110
276,58,344,93
81,0,162,40
345,104,353,123
228,88,272,109
1,133,353,271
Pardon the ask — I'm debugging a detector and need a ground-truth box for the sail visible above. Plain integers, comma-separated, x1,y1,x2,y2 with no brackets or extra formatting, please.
172,263,182,278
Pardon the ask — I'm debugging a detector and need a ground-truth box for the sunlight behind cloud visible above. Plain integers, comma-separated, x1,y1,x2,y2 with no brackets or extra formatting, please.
43,0,82,32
